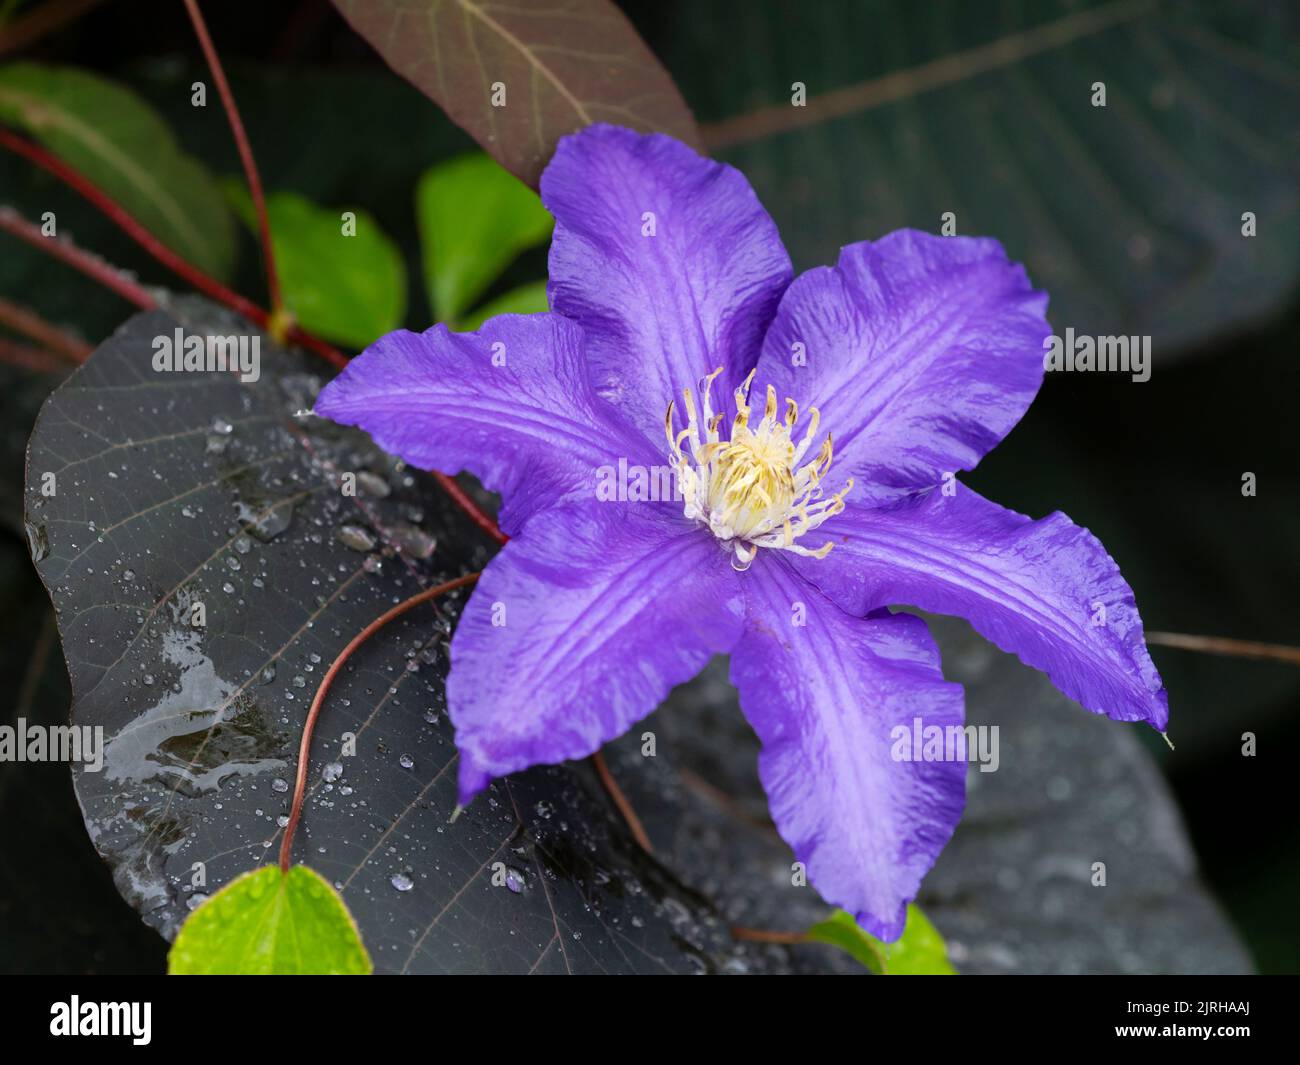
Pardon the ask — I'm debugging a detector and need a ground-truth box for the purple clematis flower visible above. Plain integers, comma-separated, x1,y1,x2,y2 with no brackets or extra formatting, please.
316,124,1168,941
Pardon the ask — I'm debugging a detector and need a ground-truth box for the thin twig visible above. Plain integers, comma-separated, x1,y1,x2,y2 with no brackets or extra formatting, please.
0,0,103,57
0,129,344,369
279,571,480,872
0,337,69,374
1,128,505,540
183,0,283,322
730,926,808,945
0,206,156,309
0,295,90,362
1146,631,1300,666
432,471,508,545
591,749,654,855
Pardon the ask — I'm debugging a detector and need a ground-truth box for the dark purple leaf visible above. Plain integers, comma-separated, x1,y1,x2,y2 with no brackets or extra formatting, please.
330,0,700,187
22,296,766,974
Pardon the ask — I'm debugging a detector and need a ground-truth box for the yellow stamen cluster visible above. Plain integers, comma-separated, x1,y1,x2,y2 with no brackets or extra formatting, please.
665,367,852,570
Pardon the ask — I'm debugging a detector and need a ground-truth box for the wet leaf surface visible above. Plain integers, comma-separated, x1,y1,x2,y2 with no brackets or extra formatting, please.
24,297,768,974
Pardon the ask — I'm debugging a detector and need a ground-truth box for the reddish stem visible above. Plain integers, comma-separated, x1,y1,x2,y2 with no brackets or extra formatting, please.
0,206,156,309
432,471,508,545
0,295,90,362
591,750,654,855
0,337,69,374
1146,631,1300,666
730,926,809,945
279,571,480,872
1,135,504,538
0,0,104,57
0,130,342,367
182,0,283,321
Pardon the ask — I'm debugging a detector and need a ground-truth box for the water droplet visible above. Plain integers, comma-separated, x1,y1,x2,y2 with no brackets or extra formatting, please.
240,499,295,543
390,873,414,892
271,777,289,793
389,523,437,559
335,524,377,552
356,471,390,498
398,753,414,770
322,761,343,783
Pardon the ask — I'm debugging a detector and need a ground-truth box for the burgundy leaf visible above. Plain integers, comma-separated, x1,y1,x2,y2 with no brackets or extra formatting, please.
330,0,700,187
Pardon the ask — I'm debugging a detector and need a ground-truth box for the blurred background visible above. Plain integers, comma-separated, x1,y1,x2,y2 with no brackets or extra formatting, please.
0,0,1296,973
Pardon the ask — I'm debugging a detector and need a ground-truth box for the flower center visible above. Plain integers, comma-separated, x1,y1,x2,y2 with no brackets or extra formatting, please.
665,367,852,571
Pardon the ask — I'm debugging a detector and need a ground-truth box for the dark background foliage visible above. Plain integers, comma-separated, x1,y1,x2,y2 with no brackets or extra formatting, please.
0,0,1296,973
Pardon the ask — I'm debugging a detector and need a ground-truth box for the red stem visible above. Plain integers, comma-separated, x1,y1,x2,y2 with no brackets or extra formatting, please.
0,295,90,362
432,471,508,545
182,0,283,320
730,926,809,945
1146,631,1300,666
279,571,480,872
0,206,156,309
0,0,104,57
0,136,505,538
0,128,344,369
0,337,69,374
591,750,653,854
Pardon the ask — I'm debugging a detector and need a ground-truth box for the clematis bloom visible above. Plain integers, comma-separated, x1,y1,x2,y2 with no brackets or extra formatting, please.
316,124,1168,940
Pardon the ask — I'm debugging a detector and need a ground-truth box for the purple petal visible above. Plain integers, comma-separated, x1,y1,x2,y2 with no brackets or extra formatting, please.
315,314,651,536
755,230,1050,502
542,124,792,445
802,486,1168,729
448,500,743,803
731,556,966,941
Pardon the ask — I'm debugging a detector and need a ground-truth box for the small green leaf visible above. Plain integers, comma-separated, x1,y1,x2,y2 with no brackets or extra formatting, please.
417,154,553,323
0,62,237,281
169,865,372,975
806,905,956,975
459,280,549,330
225,184,405,348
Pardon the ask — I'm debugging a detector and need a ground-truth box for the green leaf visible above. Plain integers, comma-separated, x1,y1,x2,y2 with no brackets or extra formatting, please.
417,154,553,324
0,62,237,281
225,184,405,349
459,280,549,330
806,905,956,975
169,865,372,975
